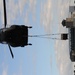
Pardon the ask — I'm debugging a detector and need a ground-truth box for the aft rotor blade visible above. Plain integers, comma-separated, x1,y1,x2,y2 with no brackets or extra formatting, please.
8,45,14,58
3,0,7,28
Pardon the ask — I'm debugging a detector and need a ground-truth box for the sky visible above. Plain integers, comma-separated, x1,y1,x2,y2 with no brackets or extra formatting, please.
0,0,74,75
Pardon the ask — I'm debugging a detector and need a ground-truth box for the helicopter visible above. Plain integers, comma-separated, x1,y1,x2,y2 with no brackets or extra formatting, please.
61,4,75,61
0,0,32,58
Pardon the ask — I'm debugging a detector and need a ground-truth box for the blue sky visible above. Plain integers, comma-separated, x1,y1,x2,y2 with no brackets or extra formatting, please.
0,0,74,75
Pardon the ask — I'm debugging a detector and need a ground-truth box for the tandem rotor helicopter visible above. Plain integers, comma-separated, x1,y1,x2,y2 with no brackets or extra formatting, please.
1,0,68,58
1,0,32,58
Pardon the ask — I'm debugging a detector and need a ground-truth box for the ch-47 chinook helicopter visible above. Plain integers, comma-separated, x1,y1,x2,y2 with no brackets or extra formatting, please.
61,3,75,62
1,0,32,58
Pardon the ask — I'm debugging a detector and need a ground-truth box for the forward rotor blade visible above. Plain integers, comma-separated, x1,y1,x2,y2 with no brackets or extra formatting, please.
3,0,7,28
8,45,14,58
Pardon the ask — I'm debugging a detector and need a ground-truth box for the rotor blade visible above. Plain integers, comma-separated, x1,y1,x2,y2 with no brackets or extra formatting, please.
8,45,14,58
3,0,7,28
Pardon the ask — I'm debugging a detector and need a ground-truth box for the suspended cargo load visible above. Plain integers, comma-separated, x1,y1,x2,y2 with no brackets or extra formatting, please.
61,34,68,40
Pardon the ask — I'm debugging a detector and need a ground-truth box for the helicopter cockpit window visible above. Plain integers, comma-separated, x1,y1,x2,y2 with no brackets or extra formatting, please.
2,41,7,44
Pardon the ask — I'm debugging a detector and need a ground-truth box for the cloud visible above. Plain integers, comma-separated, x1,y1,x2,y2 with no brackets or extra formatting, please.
2,0,28,24
23,0,37,25
0,0,38,27
55,39,73,75
4,0,37,26
0,0,5,27
0,0,18,27
6,0,20,24
40,0,70,33
18,0,27,14
40,0,53,33
2,69,8,75
29,0,37,21
2,63,8,75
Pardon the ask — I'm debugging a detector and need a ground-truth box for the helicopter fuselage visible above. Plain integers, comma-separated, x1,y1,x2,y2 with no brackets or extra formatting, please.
0,25,28,47
62,5,75,62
